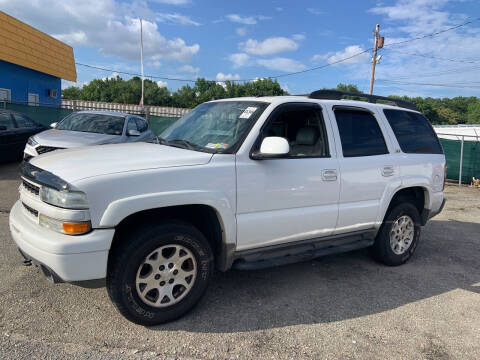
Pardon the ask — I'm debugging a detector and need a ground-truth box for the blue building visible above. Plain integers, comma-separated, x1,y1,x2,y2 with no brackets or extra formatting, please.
0,11,76,107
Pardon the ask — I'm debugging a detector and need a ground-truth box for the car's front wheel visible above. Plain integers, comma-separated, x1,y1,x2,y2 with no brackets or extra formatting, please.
106,221,214,325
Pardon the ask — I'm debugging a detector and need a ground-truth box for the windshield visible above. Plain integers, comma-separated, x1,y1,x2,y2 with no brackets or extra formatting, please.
160,101,269,152
56,113,125,135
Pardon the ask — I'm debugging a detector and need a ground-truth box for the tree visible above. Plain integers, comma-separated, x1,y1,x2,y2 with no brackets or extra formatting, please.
335,83,362,93
62,86,82,99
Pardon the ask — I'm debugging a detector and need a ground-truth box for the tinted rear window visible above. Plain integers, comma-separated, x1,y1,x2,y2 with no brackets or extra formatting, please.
334,109,388,157
383,110,443,154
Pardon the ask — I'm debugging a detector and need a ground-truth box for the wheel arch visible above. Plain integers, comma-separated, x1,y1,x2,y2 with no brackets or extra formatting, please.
107,203,234,272
382,186,431,225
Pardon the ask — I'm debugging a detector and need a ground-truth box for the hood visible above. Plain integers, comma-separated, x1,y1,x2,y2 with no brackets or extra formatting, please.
30,142,213,183
33,129,121,147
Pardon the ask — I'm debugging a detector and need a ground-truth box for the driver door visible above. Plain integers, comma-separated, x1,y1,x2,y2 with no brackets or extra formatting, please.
235,103,340,251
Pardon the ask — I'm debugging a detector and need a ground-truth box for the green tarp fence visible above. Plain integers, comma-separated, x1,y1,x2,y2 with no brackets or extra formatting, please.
439,138,480,182
5,103,179,136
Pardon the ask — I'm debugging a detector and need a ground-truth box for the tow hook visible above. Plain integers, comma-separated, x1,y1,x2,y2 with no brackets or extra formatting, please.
22,259,32,266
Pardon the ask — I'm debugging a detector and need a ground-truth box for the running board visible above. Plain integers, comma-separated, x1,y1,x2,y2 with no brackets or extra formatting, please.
232,238,374,270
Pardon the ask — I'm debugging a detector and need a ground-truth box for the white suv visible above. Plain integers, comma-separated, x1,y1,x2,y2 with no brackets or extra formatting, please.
9,90,446,325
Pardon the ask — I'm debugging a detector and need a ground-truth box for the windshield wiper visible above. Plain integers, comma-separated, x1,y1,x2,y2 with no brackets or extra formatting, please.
167,139,201,151
152,135,169,145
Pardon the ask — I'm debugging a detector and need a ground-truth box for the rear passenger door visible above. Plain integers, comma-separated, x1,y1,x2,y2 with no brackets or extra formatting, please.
328,106,399,234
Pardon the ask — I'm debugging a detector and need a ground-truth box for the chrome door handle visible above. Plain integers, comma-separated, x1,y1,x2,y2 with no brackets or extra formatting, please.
382,165,395,177
322,169,338,181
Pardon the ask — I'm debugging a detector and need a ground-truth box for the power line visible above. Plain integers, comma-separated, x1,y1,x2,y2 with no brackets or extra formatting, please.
385,64,480,81
382,17,480,47
77,48,373,83
75,62,197,83
382,48,480,64
376,79,480,90
259,48,373,80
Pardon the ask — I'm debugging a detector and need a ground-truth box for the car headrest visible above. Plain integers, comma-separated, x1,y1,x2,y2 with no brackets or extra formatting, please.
296,126,319,145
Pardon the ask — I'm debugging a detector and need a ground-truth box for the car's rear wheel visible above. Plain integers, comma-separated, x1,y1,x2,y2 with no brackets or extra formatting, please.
373,202,421,266
106,221,214,326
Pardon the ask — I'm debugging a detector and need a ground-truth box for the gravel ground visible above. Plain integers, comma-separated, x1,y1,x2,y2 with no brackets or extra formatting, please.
0,161,479,359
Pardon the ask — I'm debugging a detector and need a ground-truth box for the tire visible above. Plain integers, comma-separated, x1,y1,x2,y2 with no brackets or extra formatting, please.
372,202,421,266
106,221,214,326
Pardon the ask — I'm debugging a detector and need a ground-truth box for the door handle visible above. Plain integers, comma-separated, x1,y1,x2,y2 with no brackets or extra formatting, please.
322,169,338,181
382,165,395,177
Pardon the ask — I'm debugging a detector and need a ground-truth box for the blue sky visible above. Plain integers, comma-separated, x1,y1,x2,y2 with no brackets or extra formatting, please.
2,0,480,98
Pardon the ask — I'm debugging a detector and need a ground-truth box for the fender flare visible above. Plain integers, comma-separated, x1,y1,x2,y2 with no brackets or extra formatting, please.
100,190,237,270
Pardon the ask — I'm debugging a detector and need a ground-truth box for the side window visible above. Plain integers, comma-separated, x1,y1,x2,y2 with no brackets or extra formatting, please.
260,105,329,157
135,118,148,132
13,113,35,128
334,109,388,157
0,113,15,130
127,118,137,132
0,88,11,102
383,109,443,154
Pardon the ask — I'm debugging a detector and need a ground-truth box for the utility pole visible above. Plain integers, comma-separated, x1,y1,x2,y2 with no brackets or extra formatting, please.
369,24,383,95
139,18,145,107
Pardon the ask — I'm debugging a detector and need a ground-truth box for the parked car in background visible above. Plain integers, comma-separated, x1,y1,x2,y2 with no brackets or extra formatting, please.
23,111,154,161
10,91,446,325
0,110,46,163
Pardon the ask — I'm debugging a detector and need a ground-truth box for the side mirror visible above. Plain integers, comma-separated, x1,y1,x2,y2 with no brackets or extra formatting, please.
0,125,7,131
50,122,57,128
251,137,290,160
127,129,140,136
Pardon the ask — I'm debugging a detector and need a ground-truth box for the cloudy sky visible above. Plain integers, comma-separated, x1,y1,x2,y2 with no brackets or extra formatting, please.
2,0,480,97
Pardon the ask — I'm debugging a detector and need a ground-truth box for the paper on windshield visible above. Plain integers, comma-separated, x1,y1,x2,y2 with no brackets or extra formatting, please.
239,107,258,119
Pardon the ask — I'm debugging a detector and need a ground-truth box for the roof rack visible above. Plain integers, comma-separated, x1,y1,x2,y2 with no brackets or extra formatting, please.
308,90,417,111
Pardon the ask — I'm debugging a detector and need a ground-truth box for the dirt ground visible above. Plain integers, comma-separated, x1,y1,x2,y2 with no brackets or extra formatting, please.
0,161,479,359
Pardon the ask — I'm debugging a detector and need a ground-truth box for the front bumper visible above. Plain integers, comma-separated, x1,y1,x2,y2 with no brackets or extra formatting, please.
9,201,114,282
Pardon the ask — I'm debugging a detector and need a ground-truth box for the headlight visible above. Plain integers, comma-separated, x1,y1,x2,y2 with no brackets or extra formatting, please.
27,136,38,146
39,214,91,235
40,187,89,209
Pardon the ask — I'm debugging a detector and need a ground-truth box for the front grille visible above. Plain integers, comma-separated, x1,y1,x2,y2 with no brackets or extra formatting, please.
36,146,63,155
22,202,38,217
22,179,40,196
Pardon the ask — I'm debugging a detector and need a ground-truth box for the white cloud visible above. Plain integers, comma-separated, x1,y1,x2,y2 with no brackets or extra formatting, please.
228,53,251,68
256,58,307,72
276,7,283,12
226,14,270,25
307,8,325,15
240,37,299,56
149,60,162,68
155,13,200,26
156,80,168,88
315,45,370,66
236,27,247,36
0,0,200,62
280,83,290,93
102,71,120,80
216,73,241,81
292,34,306,41
150,0,190,4
178,64,200,73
